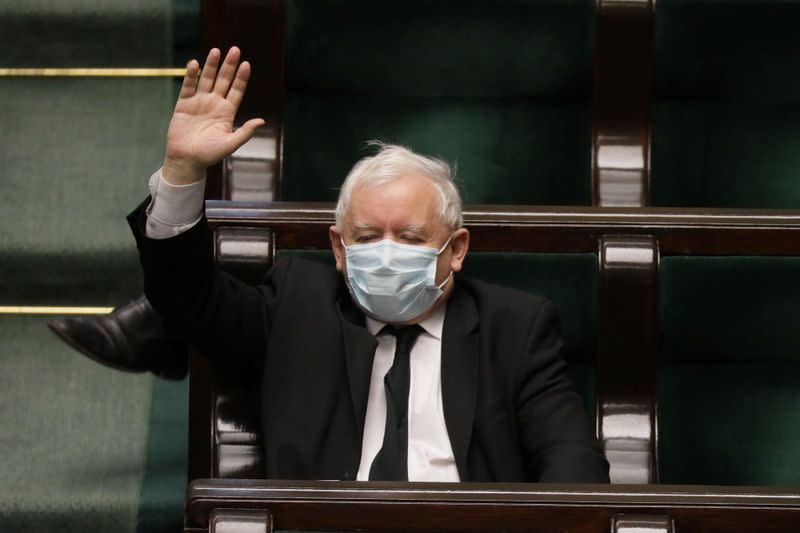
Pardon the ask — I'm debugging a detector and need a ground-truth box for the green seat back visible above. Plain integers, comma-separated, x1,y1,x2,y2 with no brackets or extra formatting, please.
658,256,800,485
282,0,594,204
652,0,800,207
0,77,176,306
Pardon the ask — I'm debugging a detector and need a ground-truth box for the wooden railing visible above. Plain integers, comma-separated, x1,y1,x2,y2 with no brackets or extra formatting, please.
186,479,800,533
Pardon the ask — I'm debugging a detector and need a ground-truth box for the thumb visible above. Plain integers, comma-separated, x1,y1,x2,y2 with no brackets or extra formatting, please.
226,118,266,153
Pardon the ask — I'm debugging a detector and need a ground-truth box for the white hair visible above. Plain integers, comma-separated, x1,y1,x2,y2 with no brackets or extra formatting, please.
335,142,463,232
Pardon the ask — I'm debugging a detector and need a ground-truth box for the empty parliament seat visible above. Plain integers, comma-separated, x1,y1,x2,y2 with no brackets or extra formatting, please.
658,256,800,485
652,0,800,208
282,0,595,205
649,0,800,488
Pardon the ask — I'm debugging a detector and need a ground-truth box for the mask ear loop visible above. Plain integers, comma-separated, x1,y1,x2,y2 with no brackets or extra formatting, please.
436,271,454,290
437,233,455,255
435,233,456,290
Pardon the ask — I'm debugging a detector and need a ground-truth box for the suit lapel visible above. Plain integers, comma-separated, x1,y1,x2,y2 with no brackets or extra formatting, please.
441,282,479,480
337,297,378,436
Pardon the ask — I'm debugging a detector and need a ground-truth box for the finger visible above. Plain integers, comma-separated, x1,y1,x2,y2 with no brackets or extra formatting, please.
213,46,241,96
225,118,266,154
225,61,252,108
197,48,221,93
178,59,200,99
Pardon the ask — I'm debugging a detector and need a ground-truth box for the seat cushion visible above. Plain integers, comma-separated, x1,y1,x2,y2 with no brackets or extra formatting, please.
0,77,176,305
658,256,800,485
0,315,187,532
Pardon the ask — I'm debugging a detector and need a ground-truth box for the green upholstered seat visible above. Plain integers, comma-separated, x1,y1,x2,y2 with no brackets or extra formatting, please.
658,256,800,485
0,315,187,533
1,0,199,67
652,0,800,208
0,77,177,306
0,76,190,529
282,0,594,204
278,249,598,417
0,2,197,531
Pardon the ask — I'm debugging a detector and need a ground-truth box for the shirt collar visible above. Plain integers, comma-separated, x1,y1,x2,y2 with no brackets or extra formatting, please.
365,303,446,340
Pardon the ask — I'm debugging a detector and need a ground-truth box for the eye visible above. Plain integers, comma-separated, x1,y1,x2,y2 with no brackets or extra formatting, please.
401,235,424,244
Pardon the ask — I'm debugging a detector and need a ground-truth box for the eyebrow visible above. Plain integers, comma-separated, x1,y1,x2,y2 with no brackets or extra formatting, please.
350,223,428,235
401,224,427,235
351,223,382,234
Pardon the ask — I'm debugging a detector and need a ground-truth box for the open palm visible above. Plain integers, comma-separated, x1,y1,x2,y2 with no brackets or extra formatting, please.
164,47,264,184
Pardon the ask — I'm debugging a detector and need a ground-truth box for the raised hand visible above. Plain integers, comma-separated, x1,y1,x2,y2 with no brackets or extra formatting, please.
163,47,265,185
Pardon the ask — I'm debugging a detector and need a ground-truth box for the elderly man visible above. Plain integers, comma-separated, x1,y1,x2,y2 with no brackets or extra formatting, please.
62,47,609,482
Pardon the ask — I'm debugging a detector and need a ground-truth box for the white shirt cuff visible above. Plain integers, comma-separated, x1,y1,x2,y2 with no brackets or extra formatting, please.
144,167,206,239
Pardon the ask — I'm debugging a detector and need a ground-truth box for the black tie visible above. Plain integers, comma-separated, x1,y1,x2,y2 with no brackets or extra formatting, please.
369,324,424,481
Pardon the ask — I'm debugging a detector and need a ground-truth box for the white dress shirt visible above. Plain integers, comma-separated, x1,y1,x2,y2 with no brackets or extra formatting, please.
145,168,206,240
145,168,460,481
357,306,459,481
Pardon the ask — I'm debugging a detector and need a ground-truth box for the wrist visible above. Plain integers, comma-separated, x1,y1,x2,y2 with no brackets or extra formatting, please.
162,156,206,186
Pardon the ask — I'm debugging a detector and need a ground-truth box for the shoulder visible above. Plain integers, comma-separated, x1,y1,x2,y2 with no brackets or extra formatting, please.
454,277,561,356
457,277,554,323
267,255,344,294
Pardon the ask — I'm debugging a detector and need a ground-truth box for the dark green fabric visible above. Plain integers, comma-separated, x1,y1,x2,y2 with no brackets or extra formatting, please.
652,102,800,208
136,379,189,533
652,1,800,208
283,0,594,204
283,96,591,204
286,0,594,98
658,257,800,485
1,2,198,531
659,363,800,486
0,316,155,532
0,1,198,67
660,257,800,362
655,0,800,102
0,78,176,305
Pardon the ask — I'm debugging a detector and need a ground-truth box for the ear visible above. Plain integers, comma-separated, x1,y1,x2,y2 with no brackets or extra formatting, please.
448,227,470,273
329,225,345,272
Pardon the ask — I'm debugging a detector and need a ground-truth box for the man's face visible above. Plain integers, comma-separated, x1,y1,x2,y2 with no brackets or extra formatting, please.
329,171,470,321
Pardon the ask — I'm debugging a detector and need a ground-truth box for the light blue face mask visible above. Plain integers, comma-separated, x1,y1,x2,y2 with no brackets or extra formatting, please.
342,235,454,323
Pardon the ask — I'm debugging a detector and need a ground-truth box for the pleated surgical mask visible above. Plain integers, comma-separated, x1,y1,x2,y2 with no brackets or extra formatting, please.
342,235,453,323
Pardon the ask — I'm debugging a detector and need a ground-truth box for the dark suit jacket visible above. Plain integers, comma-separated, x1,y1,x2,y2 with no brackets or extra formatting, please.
129,201,609,483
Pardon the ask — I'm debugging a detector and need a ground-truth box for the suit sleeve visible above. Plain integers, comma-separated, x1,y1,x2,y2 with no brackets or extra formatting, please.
127,198,284,371
516,300,610,483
